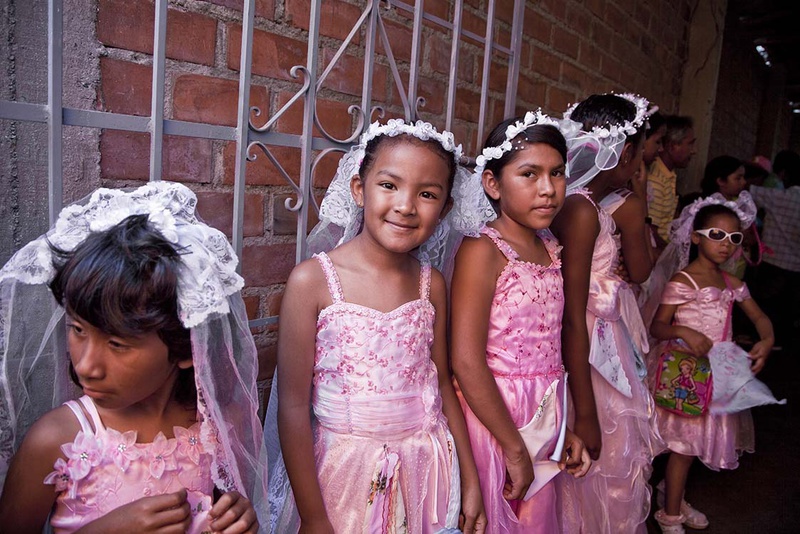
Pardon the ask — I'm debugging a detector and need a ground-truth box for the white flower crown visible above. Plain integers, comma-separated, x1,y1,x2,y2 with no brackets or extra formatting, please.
474,109,561,173
564,93,654,138
360,118,463,161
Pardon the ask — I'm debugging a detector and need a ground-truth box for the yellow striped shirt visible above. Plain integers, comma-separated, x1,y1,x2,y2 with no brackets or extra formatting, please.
646,157,678,242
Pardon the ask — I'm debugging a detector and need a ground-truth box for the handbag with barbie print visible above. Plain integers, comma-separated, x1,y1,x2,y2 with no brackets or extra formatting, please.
653,342,713,417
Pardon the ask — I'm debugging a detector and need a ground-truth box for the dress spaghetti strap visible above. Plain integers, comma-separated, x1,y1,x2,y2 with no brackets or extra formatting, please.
419,262,431,301
480,227,519,262
314,252,345,304
63,395,104,435
677,270,701,290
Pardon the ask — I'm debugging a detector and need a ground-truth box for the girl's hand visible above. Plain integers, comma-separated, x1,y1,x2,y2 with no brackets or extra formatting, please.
459,476,487,534
680,328,713,356
560,429,592,478
75,490,191,533
502,447,534,500
209,491,258,534
573,413,602,460
299,517,335,534
748,340,772,374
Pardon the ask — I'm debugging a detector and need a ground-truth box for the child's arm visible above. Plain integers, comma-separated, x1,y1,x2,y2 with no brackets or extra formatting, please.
0,407,73,533
450,236,533,501
736,294,774,374
429,269,486,533
276,260,334,533
611,192,654,282
551,196,602,460
650,298,713,356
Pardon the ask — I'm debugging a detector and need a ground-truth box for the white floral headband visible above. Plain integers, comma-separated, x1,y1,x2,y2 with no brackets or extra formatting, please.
360,118,463,161
564,93,654,139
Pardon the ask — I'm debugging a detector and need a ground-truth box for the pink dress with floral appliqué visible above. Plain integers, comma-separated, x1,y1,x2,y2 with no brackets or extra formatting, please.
46,396,213,534
558,189,663,534
455,227,566,534
655,272,755,469
310,252,460,533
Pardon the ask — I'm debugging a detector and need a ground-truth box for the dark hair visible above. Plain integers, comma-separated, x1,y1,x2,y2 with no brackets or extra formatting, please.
570,94,646,147
646,111,665,139
773,149,800,187
49,214,195,406
480,117,567,211
701,155,742,196
743,161,769,184
664,115,694,146
358,132,457,198
688,204,740,262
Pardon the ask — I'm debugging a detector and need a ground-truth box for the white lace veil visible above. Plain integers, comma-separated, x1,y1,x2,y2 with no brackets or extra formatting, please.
0,182,268,526
563,93,655,192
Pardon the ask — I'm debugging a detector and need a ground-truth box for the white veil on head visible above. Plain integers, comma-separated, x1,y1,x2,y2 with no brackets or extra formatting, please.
563,93,656,192
0,182,268,525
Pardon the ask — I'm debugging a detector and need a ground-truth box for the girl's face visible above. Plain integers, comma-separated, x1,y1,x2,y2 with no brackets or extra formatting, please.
67,314,189,411
691,213,741,266
680,362,693,375
716,165,746,199
351,141,451,254
484,143,567,230
643,125,666,166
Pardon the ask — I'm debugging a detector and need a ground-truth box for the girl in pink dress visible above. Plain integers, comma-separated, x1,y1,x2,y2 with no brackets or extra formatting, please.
650,201,774,533
450,112,591,534
552,94,663,534
272,120,485,533
0,183,266,533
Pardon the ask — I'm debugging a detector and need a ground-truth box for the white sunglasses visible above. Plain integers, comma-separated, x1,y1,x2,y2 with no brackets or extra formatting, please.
695,227,744,245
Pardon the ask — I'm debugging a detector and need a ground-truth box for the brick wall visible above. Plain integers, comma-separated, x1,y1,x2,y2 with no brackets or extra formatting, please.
76,0,694,380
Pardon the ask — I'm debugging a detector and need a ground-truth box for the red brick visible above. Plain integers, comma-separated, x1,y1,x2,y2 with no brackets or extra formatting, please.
591,20,612,49
539,0,567,19
428,35,474,82
242,243,296,286
485,61,509,93
275,91,354,141
195,191,264,238
256,343,277,380
517,75,546,107
320,49,388,102
312,150,344,189
585,0,607,19
496,0,516,25
605,3,627,35
99,131,212,183
455,87,481,122
242,295,260,321
173,75,269,127
600,54,624,84
222,142,301,187
227,24,307,82
547,86,576,114
579,40,602,71
524,7,552,44
552,28,579,59
286,0,361,43
99,58,151,116
204,0,274,20
634,2,652,30
97,0,216,66
530,45,561,82
567,4,592,37
461,9,488,47
417,76,446,116
425,0,451,20
376,18,413,63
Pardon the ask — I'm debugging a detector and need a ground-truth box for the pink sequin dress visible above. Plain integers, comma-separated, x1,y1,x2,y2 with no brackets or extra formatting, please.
559,190,662,534
310,252,460,533
455,227,566,534
654,271,755,469
45,396,213,534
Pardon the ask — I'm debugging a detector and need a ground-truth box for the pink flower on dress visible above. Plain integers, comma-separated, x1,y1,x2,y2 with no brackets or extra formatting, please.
148,432,178,479
175,425,203,466
105,428,140,471
43,457,71,492
61,431,102,481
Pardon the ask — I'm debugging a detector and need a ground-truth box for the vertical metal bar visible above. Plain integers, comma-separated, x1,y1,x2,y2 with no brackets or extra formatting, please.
445,0,464,132
361,1,378,122
149,0,168,181
48,0,64,224
297,1,322,263
232,0,256,267
477,0,496,146
504,0,525,118
407,0,425,121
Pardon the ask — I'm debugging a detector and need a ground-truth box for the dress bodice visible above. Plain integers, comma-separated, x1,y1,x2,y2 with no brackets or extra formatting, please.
661,272,751,343
312,253,445,437
481,226,564,379
47,396,213,534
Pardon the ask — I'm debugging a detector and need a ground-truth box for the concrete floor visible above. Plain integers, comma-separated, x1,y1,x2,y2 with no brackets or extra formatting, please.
646,334,799,534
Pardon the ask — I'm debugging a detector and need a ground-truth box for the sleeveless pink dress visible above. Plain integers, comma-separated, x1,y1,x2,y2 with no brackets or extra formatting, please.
310,253,460,533
654,272,755,469
45,396,213,534
558,189,662,534
455,227,565,534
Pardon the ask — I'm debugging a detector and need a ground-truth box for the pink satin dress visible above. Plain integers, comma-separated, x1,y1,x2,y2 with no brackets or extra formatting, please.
654,272,755,469
558,189,663,534
310,252,460,533
46,396,213,534
455,227,566,534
